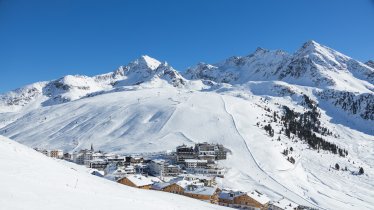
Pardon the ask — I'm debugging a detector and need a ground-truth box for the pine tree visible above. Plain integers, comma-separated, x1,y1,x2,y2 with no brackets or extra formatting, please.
359,167,364,175
289,156,295,164
335,163,340,170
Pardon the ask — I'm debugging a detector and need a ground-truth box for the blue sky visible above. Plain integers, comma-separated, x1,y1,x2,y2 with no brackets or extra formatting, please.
1,0,373,93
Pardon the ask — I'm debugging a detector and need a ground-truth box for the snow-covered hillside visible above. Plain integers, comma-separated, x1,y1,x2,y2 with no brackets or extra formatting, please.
0,40,373,210
0,135,229,210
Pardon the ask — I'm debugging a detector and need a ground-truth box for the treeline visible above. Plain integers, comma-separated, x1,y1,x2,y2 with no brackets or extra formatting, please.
280,95,348,157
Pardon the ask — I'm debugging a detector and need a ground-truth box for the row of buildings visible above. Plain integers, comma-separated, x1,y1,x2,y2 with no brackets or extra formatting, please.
172,142,228,177
34,148,64,158
34,143,306,210
176,142,228,163
147,158,225,178
35,142,227,178
116,173,301,210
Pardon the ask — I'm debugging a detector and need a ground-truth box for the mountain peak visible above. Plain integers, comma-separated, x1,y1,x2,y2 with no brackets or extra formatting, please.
295,40,345,60
298,40,324,53
303,40,319,46
254,47,269,54
130,55,161,70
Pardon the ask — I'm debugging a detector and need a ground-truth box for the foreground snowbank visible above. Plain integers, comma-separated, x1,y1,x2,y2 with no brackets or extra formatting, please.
0,136,228,210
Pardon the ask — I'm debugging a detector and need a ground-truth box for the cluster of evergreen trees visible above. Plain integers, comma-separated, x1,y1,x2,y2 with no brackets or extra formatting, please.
287,156,295,164
282,147,296,164
264,124,274,137
334,163,364,175
280,95,348,157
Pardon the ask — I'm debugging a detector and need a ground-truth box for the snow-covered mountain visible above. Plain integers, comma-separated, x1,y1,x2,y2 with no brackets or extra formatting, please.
0,55,190,112
186,41,373,93
185,41,374,125
0,135,228,210
0,40,373,210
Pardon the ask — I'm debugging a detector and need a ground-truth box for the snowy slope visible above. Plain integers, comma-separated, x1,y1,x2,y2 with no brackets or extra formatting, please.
1,87,373,209
0,40,373,210
0,135,229,210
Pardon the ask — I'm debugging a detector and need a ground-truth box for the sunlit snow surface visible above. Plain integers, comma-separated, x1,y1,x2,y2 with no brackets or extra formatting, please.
0,41,373,210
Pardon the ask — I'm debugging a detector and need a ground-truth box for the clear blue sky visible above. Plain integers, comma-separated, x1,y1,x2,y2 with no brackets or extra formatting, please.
1,0,373,93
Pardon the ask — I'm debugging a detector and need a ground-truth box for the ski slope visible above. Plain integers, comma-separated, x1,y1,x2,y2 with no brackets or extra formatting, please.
0,135,229,210
1,40,373,210
1,87,373,209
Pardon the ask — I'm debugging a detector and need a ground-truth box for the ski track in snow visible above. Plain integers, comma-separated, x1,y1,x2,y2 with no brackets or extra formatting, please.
2,88,373,210
219,94,321,209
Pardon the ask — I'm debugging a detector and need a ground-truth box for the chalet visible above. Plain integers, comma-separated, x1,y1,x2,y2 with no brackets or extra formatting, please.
219,190,270,210
152,174,203,192
184,185,220,204
269,198,300,210
151,182,174,191
218,190,245,207
152,180,219,204
235,191,270,210
162,183,185,195
117,174,154,189
50,149,63,158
